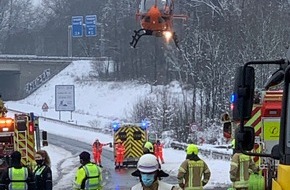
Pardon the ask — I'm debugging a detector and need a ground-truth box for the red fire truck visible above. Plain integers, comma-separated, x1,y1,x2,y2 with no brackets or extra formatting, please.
223,90,283,189
0,112,46,174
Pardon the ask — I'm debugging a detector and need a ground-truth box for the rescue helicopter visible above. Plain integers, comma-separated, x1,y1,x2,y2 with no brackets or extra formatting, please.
130,0,187,49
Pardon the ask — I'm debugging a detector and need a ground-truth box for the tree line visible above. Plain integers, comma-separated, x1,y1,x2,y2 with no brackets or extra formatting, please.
1,0,290,142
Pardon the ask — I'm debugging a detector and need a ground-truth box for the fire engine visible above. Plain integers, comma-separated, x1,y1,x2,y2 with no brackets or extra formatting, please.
227,58,290,190
223,90,282,189
0,112,47,175
112,121,148,167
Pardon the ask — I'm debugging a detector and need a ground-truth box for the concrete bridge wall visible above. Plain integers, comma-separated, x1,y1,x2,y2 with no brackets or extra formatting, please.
0,55,99,101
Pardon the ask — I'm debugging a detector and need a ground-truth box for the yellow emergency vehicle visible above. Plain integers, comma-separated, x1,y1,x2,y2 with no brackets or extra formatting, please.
112,121,148,167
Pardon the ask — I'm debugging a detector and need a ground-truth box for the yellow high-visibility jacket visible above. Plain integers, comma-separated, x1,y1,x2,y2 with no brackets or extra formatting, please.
177,158,211,190
230,153,258,189
73,163,102,190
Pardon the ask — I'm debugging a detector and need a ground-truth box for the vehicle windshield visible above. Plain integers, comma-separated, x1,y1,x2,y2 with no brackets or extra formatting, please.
139,0,168,13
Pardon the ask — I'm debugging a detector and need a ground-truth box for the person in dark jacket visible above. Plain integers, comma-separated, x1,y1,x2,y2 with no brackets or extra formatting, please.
34,150,52,190
0,151,35,190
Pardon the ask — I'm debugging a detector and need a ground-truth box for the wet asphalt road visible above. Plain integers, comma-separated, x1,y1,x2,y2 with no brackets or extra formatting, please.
48,133,141,189
48,133,228,190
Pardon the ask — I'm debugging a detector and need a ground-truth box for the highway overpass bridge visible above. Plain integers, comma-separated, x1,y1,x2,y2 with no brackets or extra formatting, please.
0,55,102,101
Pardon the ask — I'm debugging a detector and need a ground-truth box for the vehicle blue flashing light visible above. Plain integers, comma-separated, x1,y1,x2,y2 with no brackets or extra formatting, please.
231,93,236,103
112,122,120,131
141,121,148,130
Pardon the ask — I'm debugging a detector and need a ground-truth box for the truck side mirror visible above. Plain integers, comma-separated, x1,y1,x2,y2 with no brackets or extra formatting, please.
232,66,255,120
236,127,255,151
42,131,48,146
271,144,280,160
264,70,285,90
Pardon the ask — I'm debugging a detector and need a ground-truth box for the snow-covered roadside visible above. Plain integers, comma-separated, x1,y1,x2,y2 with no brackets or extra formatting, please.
40,119,231,188
42,145,77,189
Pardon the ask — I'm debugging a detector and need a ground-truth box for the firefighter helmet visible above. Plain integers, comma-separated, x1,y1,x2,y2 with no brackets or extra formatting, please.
186,144,198,155
143,141,154,153
137,154,159,173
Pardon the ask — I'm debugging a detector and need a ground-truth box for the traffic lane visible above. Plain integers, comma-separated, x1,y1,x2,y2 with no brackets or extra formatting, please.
48,133,229,190
48,133,137,189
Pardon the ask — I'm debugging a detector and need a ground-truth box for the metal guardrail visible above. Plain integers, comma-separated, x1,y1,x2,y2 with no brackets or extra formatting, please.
9,109,232,160
7,109,104,133
171,141,232,161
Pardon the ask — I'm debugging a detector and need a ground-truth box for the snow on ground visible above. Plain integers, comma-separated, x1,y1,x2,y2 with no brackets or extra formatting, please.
5,60,232,188
39,120,231,189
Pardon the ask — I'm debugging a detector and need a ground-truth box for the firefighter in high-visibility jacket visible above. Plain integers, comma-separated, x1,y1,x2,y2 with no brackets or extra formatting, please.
92,139,110,167
73,151,102,190
177,144,211,190
0,151,35,190
143,141,162,170
115,140,125,169
154,140,165,164
229,140,258,190
143,141,154,154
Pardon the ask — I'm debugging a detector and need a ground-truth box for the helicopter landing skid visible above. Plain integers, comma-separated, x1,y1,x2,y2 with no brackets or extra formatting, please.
130,29,180,50
130,29,153,48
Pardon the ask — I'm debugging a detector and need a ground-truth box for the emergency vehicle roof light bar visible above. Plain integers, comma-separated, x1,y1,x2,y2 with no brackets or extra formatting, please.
0,118,13,128
112,122,120,132
141,120,149,130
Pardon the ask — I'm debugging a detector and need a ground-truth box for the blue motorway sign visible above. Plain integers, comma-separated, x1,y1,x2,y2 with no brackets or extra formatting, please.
85,15,97,37
72,16,83,37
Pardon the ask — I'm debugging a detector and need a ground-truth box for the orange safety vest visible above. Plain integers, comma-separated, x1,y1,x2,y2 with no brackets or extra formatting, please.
116,144,125,155
93,143,104,154
154,144,163,154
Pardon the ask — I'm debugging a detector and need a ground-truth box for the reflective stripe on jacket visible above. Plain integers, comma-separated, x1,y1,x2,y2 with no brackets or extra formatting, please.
34,165,52,190
34,165,46,175
8,167,28,190
73,163,102,190
177,159,211,190
230,153,256,189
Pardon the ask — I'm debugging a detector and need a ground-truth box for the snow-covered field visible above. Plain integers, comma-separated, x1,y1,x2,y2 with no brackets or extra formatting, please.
6,60,232,188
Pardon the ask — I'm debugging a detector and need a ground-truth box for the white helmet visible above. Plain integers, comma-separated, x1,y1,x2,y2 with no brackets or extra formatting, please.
137,154,159,173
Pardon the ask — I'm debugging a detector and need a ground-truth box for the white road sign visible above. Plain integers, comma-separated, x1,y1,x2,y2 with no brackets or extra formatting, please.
42,102,49,112
55,85,75,111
